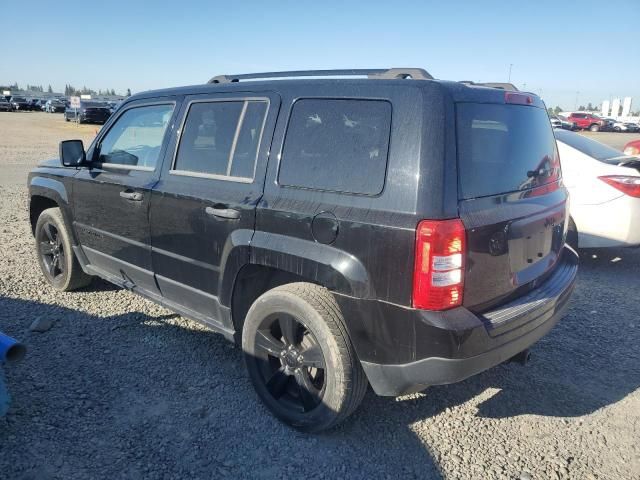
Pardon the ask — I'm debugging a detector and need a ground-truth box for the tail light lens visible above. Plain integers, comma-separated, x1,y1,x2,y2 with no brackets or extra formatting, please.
598,175,640,198
413,219,466,310
624,145,640,156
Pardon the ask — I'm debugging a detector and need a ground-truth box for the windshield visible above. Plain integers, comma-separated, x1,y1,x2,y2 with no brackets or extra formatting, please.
554,129,626,163
13,97,26,102
456,103,560,199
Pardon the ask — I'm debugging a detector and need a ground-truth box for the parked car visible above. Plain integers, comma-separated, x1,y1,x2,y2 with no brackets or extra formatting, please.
0,98,13,112
63,101,111,124
45,99,66,113
550,115,575,130
555,129,640,248
562,112,605,131
603,118,639,132
624,139,640,156
28,68,578,432
10,96,30,111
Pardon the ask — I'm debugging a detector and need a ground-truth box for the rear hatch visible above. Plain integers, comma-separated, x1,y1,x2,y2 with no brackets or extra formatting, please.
456,97,568,312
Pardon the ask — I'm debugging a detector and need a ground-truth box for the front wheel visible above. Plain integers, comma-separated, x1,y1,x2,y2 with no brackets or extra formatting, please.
242,283,367,432
35,207,92,291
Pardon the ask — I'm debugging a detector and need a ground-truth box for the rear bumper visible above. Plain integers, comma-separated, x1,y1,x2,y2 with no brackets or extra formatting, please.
344,246,578,396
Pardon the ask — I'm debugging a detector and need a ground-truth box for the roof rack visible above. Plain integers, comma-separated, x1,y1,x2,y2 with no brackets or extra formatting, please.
207,68,434,84
459,81,520,92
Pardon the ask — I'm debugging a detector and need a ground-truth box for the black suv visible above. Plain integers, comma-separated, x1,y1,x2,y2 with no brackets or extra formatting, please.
28,68,578,431
64,101,111,124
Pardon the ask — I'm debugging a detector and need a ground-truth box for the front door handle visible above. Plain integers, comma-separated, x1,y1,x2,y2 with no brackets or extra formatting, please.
119,190,143,201
205,206,240,220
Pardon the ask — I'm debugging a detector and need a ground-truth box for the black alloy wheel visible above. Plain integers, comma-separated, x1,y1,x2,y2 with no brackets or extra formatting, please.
37,221,65,282
253,313,326,413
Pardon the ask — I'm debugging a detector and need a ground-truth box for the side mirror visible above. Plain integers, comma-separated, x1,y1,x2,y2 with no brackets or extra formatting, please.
59,140,86,167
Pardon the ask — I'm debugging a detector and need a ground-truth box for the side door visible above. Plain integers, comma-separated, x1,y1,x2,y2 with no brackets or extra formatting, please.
150,92,279,327
73,99,180,296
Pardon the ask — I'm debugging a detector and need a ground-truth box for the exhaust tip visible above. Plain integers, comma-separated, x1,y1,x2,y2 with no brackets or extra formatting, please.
509,349,531,366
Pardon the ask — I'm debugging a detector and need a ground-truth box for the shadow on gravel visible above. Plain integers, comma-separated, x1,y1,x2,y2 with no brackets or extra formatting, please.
0,296,442,479
1,241,638,479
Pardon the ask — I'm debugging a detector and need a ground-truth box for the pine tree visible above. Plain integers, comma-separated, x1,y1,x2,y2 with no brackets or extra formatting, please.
47,85,53,93
126,88,131,96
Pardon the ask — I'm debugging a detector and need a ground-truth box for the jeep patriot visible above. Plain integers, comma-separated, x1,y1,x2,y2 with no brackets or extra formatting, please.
28,68,578,431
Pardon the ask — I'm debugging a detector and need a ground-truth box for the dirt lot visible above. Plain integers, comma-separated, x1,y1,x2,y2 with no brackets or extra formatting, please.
1,112,639,479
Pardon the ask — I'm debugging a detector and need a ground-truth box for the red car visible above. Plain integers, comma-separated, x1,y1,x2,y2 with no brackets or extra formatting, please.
563,112,605,131
624,139,640,156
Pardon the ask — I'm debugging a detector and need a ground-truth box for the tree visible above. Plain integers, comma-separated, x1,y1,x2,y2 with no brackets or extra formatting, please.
47,85,53,93
578,105,586,111
554,106,563,115
126,88,131,97
586,102,594,111
111,89,116,96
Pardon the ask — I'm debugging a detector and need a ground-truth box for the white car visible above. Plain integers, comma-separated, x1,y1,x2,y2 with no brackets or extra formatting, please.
555,129,640,248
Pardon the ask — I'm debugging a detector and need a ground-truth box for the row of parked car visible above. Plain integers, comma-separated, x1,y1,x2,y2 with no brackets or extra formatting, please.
550,111,640,133
0,96,121,124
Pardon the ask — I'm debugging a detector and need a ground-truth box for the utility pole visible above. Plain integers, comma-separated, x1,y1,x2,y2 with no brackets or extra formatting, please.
508,64,513,83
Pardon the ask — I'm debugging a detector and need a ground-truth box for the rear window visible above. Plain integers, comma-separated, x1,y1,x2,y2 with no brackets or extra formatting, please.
456,103,560,199
279,99,391,195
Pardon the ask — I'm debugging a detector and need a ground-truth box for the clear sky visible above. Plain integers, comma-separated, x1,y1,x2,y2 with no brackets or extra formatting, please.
2,0,639,110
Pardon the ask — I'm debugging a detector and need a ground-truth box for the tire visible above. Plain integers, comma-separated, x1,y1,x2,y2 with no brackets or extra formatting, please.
65,115,69,122
242,282,368,432
566,217,578,251
35,207,92,291
589,124,599,132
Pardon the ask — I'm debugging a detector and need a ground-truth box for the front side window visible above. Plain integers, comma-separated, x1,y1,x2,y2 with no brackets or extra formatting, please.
174,100,268,179
98,104,174,168
279,99,392,194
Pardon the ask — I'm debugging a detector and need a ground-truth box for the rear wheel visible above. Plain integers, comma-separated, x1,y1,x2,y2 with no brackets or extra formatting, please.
589,124,599,132
35,207,92,291
242,282,367,432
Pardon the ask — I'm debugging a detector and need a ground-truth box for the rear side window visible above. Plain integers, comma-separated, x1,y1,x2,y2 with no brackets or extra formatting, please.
279,99,392,195
174,100,268,180
456,104,560,199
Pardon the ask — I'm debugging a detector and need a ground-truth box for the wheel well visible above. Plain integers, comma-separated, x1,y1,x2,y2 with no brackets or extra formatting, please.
29,195,59,234
231,265,308,341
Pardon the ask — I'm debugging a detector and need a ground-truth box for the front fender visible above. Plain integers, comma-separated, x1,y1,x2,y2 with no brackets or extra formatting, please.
29,176,69,205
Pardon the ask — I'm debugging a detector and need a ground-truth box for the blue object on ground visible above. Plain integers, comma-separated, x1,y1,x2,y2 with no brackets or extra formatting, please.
0,332,26,364
0,331,26,417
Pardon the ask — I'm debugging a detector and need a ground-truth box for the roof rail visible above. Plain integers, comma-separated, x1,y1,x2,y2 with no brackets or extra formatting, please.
460,81,520,92
208,68,434,84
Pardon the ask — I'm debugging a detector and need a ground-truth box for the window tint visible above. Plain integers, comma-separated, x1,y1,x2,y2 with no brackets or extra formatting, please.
456,103,560,199
174,100,267,179
98,104,174,168
279,99,392,194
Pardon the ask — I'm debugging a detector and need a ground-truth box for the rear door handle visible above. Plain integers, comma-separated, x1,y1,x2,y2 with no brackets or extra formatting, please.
205,206,240,220
119,190,143,201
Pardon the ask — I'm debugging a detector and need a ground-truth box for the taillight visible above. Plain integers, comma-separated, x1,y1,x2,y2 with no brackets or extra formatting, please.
598,175,640,198
413,219,466,310
624,146,640,156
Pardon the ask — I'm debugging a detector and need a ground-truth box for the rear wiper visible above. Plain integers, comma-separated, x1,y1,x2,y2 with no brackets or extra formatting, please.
527,167,548,178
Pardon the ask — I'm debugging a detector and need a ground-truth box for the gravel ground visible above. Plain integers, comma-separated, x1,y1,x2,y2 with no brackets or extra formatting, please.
1,112,639,479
